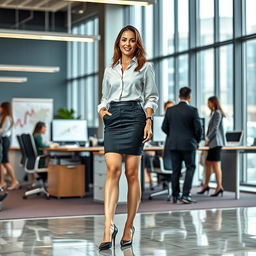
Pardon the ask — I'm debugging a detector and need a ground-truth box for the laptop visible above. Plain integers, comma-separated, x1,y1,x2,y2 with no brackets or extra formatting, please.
225,131,243,146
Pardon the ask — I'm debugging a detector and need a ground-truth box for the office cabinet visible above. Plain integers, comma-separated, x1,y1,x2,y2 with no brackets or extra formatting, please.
48,164,85,198
93,153,140,203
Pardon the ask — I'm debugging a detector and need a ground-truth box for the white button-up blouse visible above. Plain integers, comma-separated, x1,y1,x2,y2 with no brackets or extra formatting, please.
98,57,159,113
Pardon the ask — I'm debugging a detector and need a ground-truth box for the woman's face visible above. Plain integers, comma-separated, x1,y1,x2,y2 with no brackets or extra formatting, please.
41,126,46,134
119,30,137,58
208,100,214,110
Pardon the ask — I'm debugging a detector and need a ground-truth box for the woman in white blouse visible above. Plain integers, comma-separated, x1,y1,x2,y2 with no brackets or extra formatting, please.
98,25,158,250
0,102,19,190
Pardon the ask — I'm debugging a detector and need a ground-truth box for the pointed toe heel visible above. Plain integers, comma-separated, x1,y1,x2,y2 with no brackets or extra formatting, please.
99,224,118,251
120,227,135,247
197,186,210,195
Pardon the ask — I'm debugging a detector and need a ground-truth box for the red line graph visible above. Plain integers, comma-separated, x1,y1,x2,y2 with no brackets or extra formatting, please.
15,109,35,128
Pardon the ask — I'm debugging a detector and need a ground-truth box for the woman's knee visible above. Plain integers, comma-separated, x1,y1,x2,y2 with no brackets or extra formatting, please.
106,166,121,179
125,169,138,182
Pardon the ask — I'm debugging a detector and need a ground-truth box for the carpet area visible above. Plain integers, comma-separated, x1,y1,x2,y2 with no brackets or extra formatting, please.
0,187,256,220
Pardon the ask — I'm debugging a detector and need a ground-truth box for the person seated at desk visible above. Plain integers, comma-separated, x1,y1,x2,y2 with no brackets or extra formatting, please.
33,121,58,168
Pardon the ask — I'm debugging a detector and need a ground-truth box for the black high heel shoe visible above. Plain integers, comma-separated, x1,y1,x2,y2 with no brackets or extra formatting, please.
210,188,224,197
197,186,210,195
99,224,118,251
120,227,135,247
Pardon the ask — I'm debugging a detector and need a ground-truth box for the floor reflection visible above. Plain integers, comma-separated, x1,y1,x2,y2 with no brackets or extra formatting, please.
0,207,256,256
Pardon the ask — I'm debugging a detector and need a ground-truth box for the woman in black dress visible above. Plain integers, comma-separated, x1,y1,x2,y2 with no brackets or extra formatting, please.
98,25,158,250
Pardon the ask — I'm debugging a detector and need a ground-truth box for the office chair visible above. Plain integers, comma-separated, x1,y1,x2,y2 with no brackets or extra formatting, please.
148,155,173,201
148,152,186,201
20,133,49,199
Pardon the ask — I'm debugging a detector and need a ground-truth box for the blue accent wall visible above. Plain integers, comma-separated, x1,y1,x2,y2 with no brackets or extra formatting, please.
0,38,67,113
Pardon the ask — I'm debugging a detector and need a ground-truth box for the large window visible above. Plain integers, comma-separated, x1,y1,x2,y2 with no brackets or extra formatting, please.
245,0,256,35
161,0,174,55
198,49,214,117
178,0,189,51
220,45,234,132
198,0,214,46
124,0,256,187
219,0,233,41
67,17,99,127
245,39,256,185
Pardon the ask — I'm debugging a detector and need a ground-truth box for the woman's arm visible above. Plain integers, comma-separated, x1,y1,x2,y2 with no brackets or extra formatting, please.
34,134,49,148
143,63,159,113
206,111,222,143
98,68,111,119
0,117,11,136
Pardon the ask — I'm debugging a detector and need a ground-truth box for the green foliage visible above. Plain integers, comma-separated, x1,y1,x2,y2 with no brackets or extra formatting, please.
54,108,80,119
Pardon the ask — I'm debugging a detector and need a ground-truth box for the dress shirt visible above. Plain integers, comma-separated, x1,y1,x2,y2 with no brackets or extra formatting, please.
0,116,12,137
98,57,159,113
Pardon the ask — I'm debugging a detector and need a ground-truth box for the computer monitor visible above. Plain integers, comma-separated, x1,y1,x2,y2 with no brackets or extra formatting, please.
225,131,243,146
199,117,205,140
51,119,88,143
152,116,166,143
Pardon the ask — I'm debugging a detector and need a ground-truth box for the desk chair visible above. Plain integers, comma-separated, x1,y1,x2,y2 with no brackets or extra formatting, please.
20,134,49,199
148,156,173,201
148,153,186,201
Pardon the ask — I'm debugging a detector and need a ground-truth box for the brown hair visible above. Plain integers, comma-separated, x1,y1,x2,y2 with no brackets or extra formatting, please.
112,25,146,72
0,102,14,127
33,121,46,136
208,96,226,117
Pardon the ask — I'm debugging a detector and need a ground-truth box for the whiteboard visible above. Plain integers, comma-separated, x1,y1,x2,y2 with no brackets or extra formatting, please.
11,98,53,147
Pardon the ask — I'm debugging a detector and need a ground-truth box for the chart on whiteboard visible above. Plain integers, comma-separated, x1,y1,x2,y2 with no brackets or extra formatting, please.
12,98,53,147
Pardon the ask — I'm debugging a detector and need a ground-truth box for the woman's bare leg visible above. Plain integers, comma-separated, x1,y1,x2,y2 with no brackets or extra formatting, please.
102,153,122,242
202,160,213,188
122,154,141,241
212,161,223,192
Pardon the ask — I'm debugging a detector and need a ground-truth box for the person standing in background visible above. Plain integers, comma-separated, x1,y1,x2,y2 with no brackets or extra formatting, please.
98,25,158,250
0,102,20,190
197,96,225,197
162,87,202,204
164,100,175,112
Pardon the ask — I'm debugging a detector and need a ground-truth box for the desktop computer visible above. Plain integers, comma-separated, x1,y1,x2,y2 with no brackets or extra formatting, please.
51,119,88,145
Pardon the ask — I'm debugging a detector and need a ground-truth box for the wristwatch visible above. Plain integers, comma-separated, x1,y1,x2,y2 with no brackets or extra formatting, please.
146,116,153,121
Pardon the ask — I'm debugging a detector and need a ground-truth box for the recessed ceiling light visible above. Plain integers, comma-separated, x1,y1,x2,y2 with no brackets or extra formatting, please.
0,29,100,42
0,77,28,83
0,65,60,73
65,0,155,6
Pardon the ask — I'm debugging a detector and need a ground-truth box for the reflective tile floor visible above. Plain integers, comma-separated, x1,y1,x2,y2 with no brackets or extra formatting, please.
1,207,256,256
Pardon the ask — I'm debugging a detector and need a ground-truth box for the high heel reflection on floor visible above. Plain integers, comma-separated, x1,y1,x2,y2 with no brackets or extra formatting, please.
121,245,135,256
99,248,114,256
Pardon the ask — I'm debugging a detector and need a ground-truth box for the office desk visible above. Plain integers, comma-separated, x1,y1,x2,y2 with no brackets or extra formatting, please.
42,146,256,200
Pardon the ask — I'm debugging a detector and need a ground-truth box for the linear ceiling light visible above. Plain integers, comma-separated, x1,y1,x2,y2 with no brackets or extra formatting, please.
0,77,27,83
65,0,155,6
0,65,60,73
0,29,100,42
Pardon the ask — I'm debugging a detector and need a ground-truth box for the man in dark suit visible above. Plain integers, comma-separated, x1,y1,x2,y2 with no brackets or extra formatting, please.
162,87,202,204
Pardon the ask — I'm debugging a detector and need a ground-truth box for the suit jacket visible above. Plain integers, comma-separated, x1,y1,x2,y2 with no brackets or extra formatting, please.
162,102,202,151
206,110,225,148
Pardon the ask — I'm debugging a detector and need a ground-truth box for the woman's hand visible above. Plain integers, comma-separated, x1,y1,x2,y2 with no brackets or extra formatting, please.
204,140,209,146
99,108,112,119
142,120,153,143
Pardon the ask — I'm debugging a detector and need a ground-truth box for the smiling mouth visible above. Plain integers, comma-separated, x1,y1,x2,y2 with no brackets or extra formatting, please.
123,47,131,51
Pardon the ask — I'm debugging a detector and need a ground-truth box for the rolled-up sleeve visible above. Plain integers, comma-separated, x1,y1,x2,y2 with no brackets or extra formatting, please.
143,63,159,113
97,68,110,113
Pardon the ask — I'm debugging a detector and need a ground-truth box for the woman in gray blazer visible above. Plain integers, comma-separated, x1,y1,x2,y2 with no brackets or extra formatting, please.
197,96,226,197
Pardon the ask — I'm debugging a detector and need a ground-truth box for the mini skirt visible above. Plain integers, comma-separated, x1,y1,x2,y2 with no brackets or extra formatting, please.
103,101,146,155
206,146,222,162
